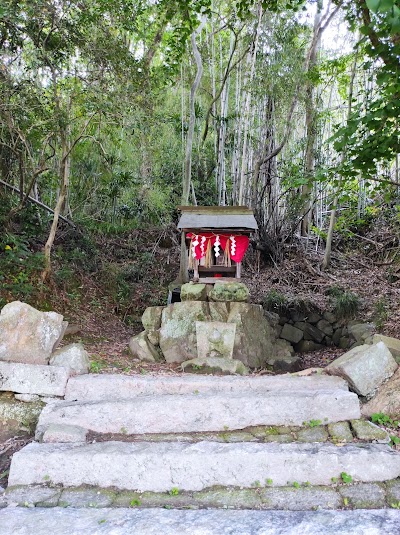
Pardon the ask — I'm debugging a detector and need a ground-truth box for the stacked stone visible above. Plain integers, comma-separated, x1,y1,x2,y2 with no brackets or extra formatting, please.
277,307,376,353
129,282,298,374
0,301,90,441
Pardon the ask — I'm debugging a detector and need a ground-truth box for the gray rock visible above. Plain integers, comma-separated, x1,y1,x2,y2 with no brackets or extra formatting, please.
36,389,360,437
195,321,236,359
328,422,353,443
129,332,160,363
1,509,400,535
59,488,115,508
266,355,302,373
294,340,323,353
290,311,307,322
8,442,400,491
65,373,350,402
332,329,342,347
386,479,400,505
280,324,303,344
209,282,249,302
348,323,375,344
181,357,249,375
227,303,280,369
339,483,386,509
326,342,398,397
302,323,325,343
180,283,207,301
50,343,90,375
14,394,40,403
260,486,341,510
339,337,351,349
373,334,400,362
362,368,400,418
0,361,71,396
159,301,208,363
141,306,164,332
42,423,88,443
0,301,66,365
0,395,43,441
195,488,261,508
297,427,329,442
317,319,333,337
307,312,322,324
5,486,61,507
350,420,390,443
323,312,337,324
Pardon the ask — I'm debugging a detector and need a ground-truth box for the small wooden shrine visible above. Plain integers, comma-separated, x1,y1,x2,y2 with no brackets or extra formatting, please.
177,206,258,283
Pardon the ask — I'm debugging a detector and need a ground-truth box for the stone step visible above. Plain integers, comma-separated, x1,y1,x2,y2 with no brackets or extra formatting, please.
8,441,400,491
5,479,400,511
1,508,400,535
36,390,360,438
64,373,349,402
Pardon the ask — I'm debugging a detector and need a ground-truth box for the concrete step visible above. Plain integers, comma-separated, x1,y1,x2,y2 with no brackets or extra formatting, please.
64,373,349,402
8,441,400,491
1,508,400,535
36,390,361,438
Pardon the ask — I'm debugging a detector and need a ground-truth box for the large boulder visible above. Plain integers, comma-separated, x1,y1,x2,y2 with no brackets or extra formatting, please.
372,334,400,363
141,306,164,331
362,368,400,418
209,282,249,303
227,303,279,368
159,301,209,363
50,343,90,375
129,332,160,363
0,301,66,365
195,321,236,359
326,342,398,398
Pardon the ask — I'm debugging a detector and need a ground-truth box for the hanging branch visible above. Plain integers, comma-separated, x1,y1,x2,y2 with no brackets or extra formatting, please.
201,26,248,143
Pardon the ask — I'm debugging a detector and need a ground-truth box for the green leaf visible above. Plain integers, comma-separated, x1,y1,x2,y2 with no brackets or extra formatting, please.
366,0,381,13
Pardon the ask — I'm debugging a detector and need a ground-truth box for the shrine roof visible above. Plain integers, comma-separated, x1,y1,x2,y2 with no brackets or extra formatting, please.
177,206,258,231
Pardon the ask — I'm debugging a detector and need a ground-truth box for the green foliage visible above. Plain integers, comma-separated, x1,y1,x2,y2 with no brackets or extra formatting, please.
340,472,353,484
304,419,322,428
262,290,289,314
326,286,360,320
371,413,399,427
169,487,179,496
130,499,141,507
373,297,389,331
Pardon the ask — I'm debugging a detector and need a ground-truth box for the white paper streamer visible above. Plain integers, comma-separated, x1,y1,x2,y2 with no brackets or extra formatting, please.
230,236,236,257
214,235,221,258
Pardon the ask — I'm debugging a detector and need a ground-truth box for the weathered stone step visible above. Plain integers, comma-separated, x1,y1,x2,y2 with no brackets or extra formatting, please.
8,441,400,491
5,479,400,510
36,390,360,438
64,373,349,402
1,508,400,535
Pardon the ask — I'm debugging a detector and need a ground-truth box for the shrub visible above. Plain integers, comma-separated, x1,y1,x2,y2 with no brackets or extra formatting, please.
326,285,360,319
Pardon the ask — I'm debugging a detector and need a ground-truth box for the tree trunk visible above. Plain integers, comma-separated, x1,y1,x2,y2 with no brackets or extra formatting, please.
322,47,359,270
42,133,70,281
182,21,205,205
301,3,322,237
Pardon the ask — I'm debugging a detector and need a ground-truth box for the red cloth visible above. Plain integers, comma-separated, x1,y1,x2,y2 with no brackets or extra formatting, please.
187,233,249,263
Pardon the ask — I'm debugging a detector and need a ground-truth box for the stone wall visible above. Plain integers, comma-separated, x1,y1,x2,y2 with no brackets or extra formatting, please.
273,308,376,354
